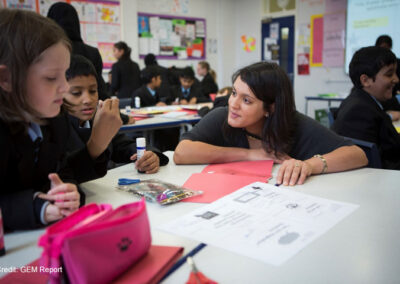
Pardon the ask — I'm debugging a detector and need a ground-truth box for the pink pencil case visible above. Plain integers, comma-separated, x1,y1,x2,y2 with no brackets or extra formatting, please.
38,199,151,284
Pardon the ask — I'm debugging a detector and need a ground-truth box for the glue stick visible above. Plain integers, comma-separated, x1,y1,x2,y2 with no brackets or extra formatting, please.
136,137,146,173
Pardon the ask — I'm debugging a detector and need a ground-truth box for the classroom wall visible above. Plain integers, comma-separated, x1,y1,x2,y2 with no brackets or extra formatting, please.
232,0,353,115
119,0,223,86
292,0,352,114
118,0,352,116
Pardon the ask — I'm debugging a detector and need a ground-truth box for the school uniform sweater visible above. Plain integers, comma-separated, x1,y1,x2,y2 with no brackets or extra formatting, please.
0,114,108,230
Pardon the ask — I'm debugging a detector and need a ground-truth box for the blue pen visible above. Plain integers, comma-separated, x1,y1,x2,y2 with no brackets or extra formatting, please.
118,178,140,185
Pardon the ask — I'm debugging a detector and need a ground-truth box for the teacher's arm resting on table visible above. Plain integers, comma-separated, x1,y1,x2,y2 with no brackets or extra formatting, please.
174,62,368,186
276,145,366,186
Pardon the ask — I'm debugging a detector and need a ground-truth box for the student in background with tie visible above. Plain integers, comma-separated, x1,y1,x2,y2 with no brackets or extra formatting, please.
332,46,400,170
131,66,170,107
174,62,368,186
171,67,204,105
143,53,173,101
0,10,119,230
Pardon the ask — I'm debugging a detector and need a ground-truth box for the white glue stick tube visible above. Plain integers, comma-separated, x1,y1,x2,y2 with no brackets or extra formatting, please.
136,137,146,173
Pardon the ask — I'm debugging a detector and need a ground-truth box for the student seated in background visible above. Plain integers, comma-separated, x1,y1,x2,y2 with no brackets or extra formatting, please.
375,35,400,121
131,66,169,107
64,55,169,172
332,46,400,170
174,62,368,186
0,10,118,230
171,67,204,105
196,61,219,100
144,53,173,101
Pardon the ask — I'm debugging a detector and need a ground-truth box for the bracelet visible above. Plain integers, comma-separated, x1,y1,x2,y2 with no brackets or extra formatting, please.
313,154,327,174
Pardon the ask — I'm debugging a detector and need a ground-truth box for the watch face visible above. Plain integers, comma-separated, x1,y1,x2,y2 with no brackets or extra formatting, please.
277,0,290,9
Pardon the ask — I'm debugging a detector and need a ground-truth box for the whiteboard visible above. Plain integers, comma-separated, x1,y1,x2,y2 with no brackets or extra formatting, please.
345,0,400,73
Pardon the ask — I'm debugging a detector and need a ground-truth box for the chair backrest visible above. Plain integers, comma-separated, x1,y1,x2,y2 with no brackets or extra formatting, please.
344,136,382,168
119,98,132,108
328,107,339,128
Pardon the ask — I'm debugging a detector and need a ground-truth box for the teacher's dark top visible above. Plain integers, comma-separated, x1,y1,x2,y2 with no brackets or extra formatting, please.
181,107,353,160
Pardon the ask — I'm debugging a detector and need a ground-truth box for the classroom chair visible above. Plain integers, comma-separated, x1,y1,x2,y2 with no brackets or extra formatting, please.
328,107,339,128
344,136,382,168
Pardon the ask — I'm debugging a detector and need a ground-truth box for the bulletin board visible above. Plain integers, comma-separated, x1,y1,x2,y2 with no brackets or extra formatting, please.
2,0,121,69
138,12,206,60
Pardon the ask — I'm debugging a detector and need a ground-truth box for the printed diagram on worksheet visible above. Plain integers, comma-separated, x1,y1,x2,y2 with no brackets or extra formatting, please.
159,182,358,266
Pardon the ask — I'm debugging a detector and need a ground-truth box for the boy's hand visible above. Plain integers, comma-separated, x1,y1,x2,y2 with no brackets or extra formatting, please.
87,98,122,159
130,151,160,174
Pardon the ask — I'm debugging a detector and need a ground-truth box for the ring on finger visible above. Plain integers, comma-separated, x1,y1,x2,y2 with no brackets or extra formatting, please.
294,161,301,168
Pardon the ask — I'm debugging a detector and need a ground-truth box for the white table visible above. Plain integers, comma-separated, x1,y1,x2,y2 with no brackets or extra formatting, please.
2,152,400,284
119,105,207,146
162,167,400,284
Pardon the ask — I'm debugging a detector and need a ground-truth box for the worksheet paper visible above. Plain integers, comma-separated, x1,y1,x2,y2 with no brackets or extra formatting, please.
159,182,358,266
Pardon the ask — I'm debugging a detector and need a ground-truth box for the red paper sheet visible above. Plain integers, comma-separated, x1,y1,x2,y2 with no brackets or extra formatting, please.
182,172,267,203
201,160,273,179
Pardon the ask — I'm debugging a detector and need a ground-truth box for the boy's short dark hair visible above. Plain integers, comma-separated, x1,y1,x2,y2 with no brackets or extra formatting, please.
349,46,396,89
144,53,157,66
375,35,393,48
66,55,98,81
180,67,195,80
141,66,161,84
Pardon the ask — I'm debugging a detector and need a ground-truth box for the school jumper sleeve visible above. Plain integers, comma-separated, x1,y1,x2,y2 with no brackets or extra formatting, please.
0,115,108,230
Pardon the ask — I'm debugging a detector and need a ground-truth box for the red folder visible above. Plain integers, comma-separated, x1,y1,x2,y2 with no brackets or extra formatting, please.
202,160,273,179
182,172,267,203
0,245,183,284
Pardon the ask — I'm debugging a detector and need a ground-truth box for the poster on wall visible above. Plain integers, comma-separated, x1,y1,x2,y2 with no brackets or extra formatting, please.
322,12,345,67
5,0,121,71
310,14,323,67
4,0,36,11
242,35,256,53
264,38,279,63
71,1,121,69
38,0,65,15
297,23,310,53
297,53,310,75
138,0,189,15
138,12,206,60
325,0,346,13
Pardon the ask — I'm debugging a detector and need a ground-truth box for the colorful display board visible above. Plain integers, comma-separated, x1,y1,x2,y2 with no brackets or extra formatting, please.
3,0,121,69
138,12,206,60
